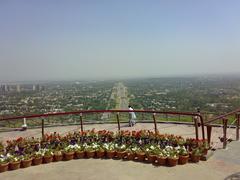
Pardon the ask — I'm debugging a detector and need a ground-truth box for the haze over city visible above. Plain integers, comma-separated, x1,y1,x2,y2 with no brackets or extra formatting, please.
0,0,240,82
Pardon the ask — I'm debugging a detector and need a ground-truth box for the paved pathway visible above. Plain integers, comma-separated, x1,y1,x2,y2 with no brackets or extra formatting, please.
0,142,240,180
0,124,239,180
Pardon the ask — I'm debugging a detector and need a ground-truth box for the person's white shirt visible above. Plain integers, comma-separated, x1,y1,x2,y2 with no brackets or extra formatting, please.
129,107,136,119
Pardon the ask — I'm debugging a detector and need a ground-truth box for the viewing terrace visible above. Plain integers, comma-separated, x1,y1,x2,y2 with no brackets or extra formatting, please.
0,109,240,180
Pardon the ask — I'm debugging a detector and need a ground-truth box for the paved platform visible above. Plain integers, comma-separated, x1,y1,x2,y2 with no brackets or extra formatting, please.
0,123,239,180
0,142,240,180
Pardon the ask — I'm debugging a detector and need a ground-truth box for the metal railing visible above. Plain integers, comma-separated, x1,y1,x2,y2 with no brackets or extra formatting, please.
204,108,240,149
0,110,205,140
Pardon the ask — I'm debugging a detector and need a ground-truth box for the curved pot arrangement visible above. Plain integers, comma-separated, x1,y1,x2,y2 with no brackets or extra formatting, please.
0,129,209,172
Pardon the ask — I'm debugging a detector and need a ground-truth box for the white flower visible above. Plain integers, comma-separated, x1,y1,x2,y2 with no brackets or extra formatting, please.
175,146,181,150
92,144,98,149
120,144,126,149
6,153,12,158
83,143,88,148
73,144,81,149
132,147,137,151
150,145,155,150
165,146,173,152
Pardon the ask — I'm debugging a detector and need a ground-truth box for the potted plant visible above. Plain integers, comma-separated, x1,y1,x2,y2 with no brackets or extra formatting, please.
0,155,9,173
201,140,210,155
125,146,136,161
156,150,167,166
95,143,105,159
8,154,21,170
115,144,127,159
145,145,158,163
20,154,32,168
53,150,63,162
32,150,43,165
84,143,96,158
135,147,145,162
177,146,189,165
103,143,116,159
191,148,202,163
75,144,85,159
43,149,54,163
166,147,179,167
63,145,76,161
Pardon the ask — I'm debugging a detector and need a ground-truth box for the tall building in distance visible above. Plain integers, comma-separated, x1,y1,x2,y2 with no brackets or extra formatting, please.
16,85,21,92
33,84,41,91
0,84,10,92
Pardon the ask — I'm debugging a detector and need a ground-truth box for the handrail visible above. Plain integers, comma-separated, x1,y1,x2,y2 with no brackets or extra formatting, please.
204,108,240,125
203,107,240,149
0,109,205,140
0,110,200,121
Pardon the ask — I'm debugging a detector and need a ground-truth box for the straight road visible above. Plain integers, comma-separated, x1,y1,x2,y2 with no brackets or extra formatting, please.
115,82,129,110
101,82,128,120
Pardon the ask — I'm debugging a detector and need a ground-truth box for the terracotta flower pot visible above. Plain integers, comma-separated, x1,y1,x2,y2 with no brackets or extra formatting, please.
202,149,208,155
43,155,53,164
106,151,116,159
32,157,43,165
86,151,95,158
146,154,156,163
117,151,127,159
21,158,32,168
127,153,135,160
9,161,21,170
75,151,85,159
0,162,9,173
64,152,75,161
167,157,179,167
157,156,167,166
96,150,105,158
54,154,63,162
179,155,189,165
191,155,201,163
136,152,145,162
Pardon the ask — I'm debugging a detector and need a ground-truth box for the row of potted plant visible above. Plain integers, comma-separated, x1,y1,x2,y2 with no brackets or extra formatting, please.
0,129,210,172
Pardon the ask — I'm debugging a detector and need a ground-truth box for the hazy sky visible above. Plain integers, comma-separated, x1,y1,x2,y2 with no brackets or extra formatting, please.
0,0,240,82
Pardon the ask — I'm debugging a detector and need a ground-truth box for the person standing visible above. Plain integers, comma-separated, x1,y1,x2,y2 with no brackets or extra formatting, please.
128,105,136,127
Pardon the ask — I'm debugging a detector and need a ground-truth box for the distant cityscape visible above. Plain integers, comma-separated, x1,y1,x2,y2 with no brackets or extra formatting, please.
1,76,240,120
0,84,44,93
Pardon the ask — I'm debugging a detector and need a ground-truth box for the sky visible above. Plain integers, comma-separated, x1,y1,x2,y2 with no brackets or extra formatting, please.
0,0,240,82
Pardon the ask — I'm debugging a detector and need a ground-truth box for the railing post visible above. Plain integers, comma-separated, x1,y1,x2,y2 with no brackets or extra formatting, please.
199,115,205,140
222,118,228,149
153,113,157,134
116,112,120,131
236,113,240,141
194,116,199,140
41,117,44,139
206,125,212,145
80,113,83,132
